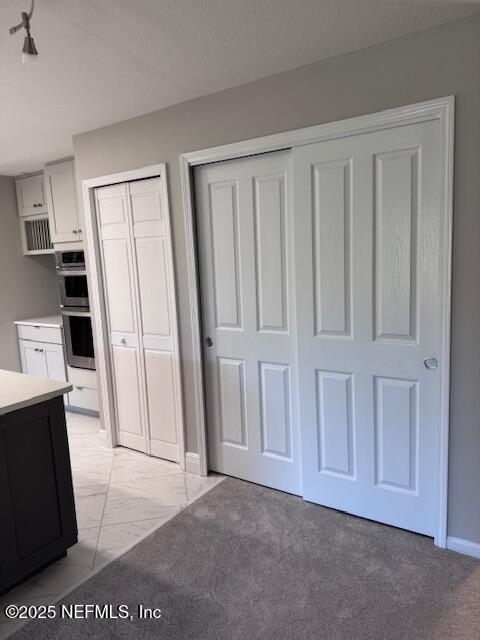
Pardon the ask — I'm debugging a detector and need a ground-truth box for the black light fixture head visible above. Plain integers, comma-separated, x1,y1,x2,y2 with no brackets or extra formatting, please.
9,1,39,63
23,33,38,56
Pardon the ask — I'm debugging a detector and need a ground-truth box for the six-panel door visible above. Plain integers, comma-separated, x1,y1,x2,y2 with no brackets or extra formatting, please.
293,121,442,535
195,151,301,495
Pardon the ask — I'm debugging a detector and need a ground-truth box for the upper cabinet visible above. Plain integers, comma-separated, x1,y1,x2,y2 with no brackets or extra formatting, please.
44,159,82,244
15,173,47,216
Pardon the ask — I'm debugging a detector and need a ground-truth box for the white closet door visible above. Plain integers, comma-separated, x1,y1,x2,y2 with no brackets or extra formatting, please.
95,177,182,462
293,121,442,535
195,151,301,495
129,177,182,462
95,184,148,454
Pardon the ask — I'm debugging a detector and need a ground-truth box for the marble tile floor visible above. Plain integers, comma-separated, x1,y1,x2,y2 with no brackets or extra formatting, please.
0,411,224,639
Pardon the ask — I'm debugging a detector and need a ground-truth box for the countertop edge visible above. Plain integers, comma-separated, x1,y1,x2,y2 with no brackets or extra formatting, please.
14,317,63,329
0,384,73,416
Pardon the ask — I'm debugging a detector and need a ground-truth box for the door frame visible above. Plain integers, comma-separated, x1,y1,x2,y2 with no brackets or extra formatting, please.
81,163,186,469
180,96,454,547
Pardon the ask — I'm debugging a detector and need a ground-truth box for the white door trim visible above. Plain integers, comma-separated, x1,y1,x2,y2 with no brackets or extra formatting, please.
81,163,186,469
180,96,454,546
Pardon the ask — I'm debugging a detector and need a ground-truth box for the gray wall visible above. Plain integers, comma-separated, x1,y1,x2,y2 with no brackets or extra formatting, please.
73,15,480,544
0,176,59,371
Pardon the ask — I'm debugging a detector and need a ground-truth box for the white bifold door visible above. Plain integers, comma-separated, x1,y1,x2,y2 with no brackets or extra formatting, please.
95,177,182,462
195,119,444,536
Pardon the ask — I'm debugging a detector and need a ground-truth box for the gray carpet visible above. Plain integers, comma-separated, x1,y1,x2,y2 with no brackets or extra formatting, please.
9,477,480,639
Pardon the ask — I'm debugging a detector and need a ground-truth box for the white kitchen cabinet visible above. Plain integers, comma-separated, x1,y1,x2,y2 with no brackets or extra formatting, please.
16,318,69,407
44,159,82,244
18,340,67,385
15,173,54,255
15,173,47,217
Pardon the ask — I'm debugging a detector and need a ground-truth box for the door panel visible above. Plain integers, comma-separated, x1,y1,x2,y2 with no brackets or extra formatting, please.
111,345,146,451
96,184,148,453
374,149,418,341
259,362,292,459
129,177,181,462
312,159,352,337
316,370,355,478
135,237,171,337
195,150,301,495
217,357,247,448
102,239,136,334
209,181,242,328
144,350,179,460
294,121,442,535
254,174,288,332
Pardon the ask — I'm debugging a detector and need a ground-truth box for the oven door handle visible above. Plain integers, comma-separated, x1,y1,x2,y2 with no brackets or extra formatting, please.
61,309,92,317
56,269,87,277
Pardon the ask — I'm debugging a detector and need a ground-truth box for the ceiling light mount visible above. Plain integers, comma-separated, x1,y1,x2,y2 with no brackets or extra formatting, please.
9,0,39,63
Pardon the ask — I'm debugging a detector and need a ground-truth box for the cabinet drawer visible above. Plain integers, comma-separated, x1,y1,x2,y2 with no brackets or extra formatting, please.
17,324,62,345
67,366,97,390
68,387,99,413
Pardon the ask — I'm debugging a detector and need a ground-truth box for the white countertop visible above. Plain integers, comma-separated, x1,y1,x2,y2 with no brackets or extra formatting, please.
14,315,63,328
0,370,72,416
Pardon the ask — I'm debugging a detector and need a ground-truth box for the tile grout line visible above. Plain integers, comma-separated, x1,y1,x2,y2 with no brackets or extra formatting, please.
89,445,116,570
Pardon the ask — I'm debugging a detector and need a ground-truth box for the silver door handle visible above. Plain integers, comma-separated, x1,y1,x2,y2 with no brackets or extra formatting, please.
424,357,438,370
205,337,214,347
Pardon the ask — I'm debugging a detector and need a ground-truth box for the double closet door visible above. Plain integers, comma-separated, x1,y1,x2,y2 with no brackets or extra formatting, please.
195,118,444,536
95,177,182,462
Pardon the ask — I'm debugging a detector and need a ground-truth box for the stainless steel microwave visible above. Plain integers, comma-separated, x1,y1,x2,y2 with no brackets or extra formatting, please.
55,250,85,270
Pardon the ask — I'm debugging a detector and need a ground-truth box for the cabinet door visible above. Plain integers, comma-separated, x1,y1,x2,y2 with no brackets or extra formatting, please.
19,340,48,378
44,160,81,244
44,343,68,382
15,174,47,216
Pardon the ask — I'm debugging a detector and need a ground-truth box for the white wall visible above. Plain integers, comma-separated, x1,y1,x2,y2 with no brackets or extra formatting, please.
0,176,60,371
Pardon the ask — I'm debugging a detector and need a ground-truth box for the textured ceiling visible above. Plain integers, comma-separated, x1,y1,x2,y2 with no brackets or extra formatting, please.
1,0,479,175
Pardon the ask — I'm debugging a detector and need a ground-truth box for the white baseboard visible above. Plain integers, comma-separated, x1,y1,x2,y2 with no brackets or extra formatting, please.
185,451,203,475
446,536,480,559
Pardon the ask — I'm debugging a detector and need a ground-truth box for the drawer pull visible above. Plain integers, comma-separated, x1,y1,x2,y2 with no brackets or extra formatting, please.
75,386,84,391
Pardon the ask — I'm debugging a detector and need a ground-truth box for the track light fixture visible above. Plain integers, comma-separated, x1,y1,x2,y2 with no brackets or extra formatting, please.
9,0,39,64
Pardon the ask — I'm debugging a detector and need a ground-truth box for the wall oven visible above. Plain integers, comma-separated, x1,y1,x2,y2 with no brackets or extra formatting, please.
62,308,95,370
55,250,89,308
57,269,89,308
56,249,95,370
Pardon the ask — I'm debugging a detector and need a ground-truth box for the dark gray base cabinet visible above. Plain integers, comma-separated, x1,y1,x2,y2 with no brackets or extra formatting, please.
0,396,77,594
